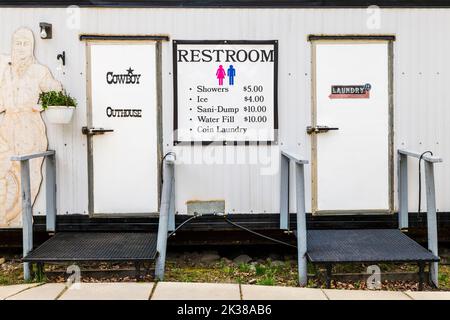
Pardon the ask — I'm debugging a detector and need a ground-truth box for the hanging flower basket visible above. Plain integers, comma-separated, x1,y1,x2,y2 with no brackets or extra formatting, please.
39,91,77,125
44,105,76,124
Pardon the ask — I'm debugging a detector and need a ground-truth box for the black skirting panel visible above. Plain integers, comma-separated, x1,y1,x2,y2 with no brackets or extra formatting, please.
1,212,449,248
0,212,450,248
28,211,450,232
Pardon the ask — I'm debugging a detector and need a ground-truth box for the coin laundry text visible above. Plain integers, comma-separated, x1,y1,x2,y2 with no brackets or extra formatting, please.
197,125,247,134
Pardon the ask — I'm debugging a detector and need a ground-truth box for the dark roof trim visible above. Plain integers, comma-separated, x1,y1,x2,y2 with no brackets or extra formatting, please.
2,1,450,8
308,35,396,41
80,34,170,41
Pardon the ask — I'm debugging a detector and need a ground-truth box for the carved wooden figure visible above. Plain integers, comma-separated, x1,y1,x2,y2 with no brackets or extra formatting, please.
0,27,61,227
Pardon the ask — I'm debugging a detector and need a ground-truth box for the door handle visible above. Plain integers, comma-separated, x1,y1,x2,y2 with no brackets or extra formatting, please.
306,125,339,135
82,126,114,135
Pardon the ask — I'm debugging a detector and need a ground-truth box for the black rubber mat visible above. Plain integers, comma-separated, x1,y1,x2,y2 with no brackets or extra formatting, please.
307,229,439,263
24,232,157,262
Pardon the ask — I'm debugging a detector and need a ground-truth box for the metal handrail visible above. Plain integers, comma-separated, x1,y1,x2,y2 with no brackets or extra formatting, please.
279,150,309,286
281,150,309,165
155,152,176,280
398,149,443,163
10,150,56,161
397,148,442,287
11,150,56,281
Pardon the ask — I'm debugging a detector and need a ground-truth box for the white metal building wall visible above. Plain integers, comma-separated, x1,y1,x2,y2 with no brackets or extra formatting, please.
0,8,449,215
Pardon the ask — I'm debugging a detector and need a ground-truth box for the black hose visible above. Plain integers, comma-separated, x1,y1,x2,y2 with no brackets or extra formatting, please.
167,215,197,238
223,217,297,249
160,151,176,185
418,151,433,222
166,213,297,249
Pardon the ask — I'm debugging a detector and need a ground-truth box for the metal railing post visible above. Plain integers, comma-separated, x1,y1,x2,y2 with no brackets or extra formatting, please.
280,151,308,286
398,152,409,229
398,149,442,288
155,154,175,280
168,174,175,232
279,153,289,230
19,159,33,281
46,153,57,232
424,161,439,288
11,150,56,281
295,162,308,286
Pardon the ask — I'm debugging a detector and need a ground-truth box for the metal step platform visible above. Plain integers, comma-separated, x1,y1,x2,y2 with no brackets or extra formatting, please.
307,229,439,263
306,229,439,289
23,232,158,263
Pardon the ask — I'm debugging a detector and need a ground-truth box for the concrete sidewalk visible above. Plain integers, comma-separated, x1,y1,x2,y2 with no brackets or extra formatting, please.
1,282,450,300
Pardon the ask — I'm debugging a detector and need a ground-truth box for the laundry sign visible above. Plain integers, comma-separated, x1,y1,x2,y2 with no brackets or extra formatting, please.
173,40,278,144
329,83,372,99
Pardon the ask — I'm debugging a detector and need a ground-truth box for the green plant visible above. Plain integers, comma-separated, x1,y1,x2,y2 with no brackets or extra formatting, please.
256,276,275,286
39,91,77,109
238,263,251,273
255,264,266,276
439,269,449,289
32,264,47,283
222,265,233,275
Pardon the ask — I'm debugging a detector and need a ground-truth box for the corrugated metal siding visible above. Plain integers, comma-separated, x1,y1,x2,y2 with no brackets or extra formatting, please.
0,8,449,215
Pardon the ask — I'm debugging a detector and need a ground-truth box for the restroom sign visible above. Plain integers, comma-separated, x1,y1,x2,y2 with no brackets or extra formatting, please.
173,40,278,144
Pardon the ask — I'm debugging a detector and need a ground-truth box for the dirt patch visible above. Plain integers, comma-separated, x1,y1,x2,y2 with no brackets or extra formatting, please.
0,256,23,285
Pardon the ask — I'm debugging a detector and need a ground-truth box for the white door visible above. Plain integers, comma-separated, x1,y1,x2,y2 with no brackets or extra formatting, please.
311,40,392,214
87,42,159,215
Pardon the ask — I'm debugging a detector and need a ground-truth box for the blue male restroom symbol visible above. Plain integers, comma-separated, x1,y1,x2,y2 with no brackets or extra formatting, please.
227,65,236,85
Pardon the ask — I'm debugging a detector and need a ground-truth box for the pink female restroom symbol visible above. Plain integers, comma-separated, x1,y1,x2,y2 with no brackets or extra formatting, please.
216,65,226,86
